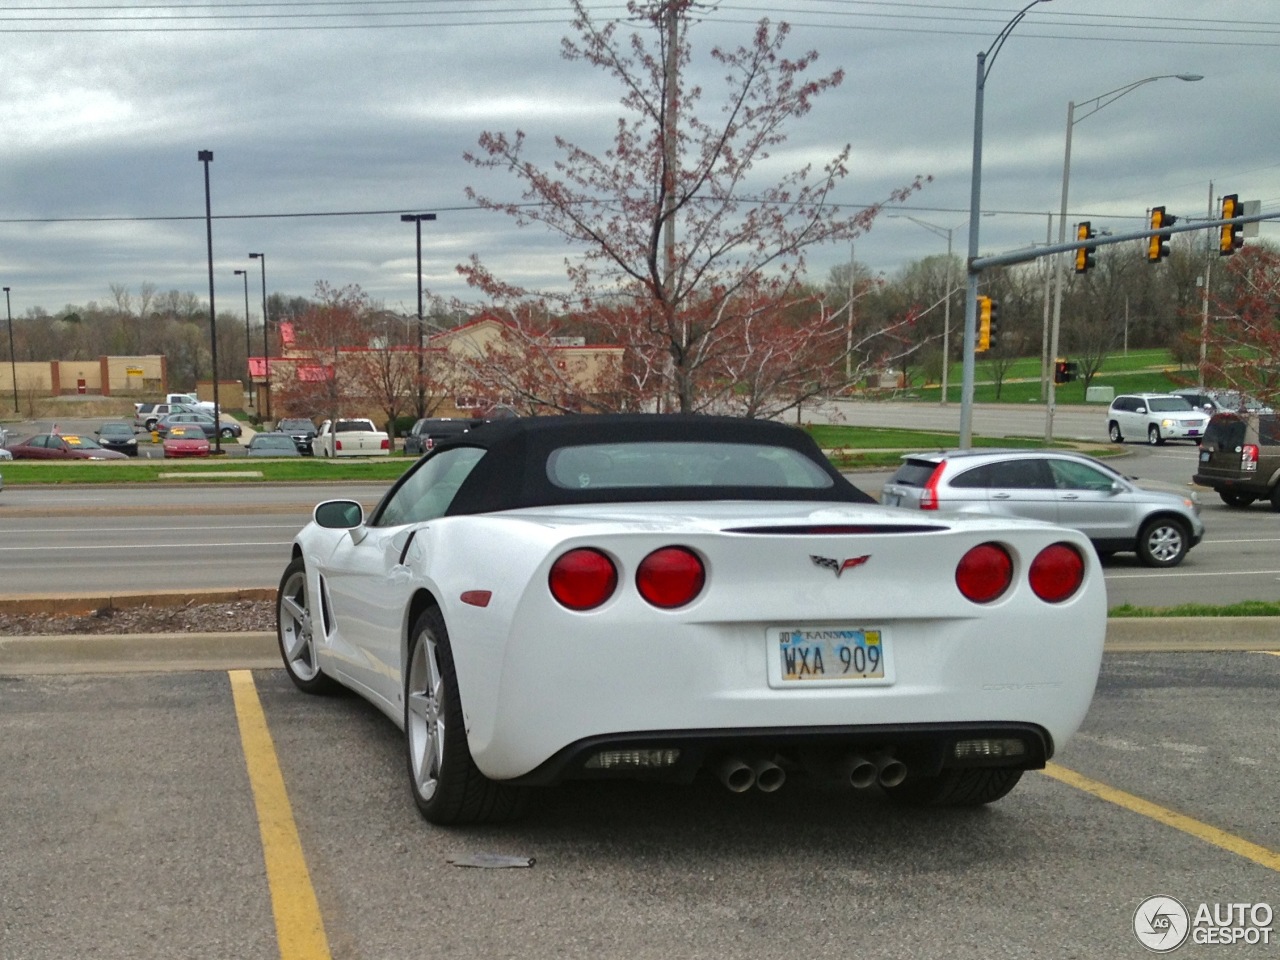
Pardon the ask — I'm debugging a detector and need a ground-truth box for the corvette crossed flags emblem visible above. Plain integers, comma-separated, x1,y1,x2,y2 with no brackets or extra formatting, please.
810,554,871,577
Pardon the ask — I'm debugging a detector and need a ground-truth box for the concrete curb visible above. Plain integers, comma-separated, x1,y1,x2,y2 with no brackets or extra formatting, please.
2,618,1279,675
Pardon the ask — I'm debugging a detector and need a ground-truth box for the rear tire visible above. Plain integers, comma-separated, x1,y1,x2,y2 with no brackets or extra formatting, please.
405,607,528,825
1219,491,1256,508
882,769,1023,807
1108,421,1123,443
1136,516,1189,567
1147,425,1164,445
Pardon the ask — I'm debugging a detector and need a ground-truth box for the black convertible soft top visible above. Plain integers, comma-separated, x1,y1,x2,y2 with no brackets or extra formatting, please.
402,414,875,515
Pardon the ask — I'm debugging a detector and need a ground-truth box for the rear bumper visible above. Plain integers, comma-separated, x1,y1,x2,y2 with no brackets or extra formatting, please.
1193,473,1268,495
507,721,1051,785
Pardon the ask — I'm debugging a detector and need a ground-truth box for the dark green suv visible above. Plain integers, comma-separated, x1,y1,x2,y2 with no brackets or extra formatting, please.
1193,412,1280,509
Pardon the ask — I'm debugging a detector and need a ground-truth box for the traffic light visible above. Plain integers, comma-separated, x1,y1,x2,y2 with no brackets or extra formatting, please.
1220,194,1244,257
1053,359,1079,384
977,296,998,352
1074,221,1096,273
1148,206,1176,262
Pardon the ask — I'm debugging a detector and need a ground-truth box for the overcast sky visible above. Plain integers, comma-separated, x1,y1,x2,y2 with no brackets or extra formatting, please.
2,1,1277,325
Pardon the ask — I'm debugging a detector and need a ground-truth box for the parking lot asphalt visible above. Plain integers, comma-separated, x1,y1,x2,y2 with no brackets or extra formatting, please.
0,590,1278,674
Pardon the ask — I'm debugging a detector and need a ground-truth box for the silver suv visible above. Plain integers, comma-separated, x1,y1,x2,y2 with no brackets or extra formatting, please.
881,449,1203,567
1107,393,1209,445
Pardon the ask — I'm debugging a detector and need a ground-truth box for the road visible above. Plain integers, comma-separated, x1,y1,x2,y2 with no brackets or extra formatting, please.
3,435,1276,607
1,653,1277,960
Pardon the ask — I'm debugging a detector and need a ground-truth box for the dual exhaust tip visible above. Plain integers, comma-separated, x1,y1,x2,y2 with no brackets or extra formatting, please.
715,752,906,793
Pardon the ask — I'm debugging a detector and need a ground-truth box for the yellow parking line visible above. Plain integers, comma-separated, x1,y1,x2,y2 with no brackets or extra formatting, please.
1043,763,1280,874
1258,651,1280,658
229,670,332,960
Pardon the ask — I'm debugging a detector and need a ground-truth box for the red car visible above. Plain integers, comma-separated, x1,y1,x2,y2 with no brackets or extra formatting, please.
162,425,211,458
6,433,130,461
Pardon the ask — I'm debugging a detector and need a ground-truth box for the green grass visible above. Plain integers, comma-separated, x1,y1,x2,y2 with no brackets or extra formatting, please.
909,348,1196,405
1109,601,1280,618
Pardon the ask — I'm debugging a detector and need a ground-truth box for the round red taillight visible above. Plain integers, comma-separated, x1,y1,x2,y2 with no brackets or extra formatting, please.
955,543,1013,604
549,548,618,611
636,546,706,609
1029,543,1085,603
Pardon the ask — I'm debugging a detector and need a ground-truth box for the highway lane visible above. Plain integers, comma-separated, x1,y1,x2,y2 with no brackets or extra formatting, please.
2,431,1276,606
2,473,1278,606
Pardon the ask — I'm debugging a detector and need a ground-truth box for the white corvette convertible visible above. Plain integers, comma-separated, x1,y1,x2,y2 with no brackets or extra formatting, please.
278,414,1107,824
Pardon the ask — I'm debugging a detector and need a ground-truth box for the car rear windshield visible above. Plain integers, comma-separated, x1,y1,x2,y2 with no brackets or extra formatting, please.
546,441,834,490
335,420,377,432
1203,415,1246,450
887,459,939,487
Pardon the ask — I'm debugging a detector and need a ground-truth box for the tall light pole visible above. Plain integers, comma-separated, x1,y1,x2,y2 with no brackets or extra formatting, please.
198,150,221,455
249,252,270,420
895,217,966,406
234,268,252,407
961,0,1051,448
401,213,437,419
1044,73,1203,442
4,287,15,414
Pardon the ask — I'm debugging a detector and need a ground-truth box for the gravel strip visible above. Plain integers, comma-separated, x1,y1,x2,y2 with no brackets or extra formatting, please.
0,600,276,636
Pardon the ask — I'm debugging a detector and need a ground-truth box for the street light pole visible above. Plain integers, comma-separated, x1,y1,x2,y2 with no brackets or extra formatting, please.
401,213,437,419
234,269,252,407
249,252,270,420
4,287,15,414
961,0,1050,448
897,217,965,406
198,150,221,455
1044,73,1202,442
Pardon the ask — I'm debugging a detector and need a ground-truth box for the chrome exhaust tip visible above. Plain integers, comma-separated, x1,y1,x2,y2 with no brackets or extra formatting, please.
715,757,756,793
752,759,787,793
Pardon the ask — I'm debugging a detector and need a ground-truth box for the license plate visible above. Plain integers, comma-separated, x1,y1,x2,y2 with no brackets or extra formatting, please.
772,627,888,684
1188,429,1200,436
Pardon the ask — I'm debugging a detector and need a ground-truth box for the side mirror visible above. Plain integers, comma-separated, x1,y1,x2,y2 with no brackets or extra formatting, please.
1134,406,1146,415
1109,480,1125,496
314,499,364,529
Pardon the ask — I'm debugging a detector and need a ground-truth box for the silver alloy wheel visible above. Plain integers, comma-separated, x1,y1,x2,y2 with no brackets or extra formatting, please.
406,628,445,803
1147,425,1161,445
278,565,321,681
1143,522,1185,564
1108,422,1123,443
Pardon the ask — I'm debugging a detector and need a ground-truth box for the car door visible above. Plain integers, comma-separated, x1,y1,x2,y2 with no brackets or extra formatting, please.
1046,458,1134,542
319,446,487,704
974,457,1059,523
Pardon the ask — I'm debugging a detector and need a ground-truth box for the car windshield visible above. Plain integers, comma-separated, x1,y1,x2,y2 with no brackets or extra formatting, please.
546,441,834,490
61,435,103,449
1148,397,1194,413
99,424,133,436
280,419,312,430
168,427,200,439
253,435,293,449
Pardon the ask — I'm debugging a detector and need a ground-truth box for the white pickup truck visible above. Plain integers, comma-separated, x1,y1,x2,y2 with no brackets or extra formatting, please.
311,418,391,457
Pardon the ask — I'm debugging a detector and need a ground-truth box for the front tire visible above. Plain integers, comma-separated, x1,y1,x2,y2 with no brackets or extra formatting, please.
1108,421,1123,443
1147,424,1164,445
1136,516,1189,567
276,556,337,694
882,769,1023,807
405,607,528,825
220,426,236,439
